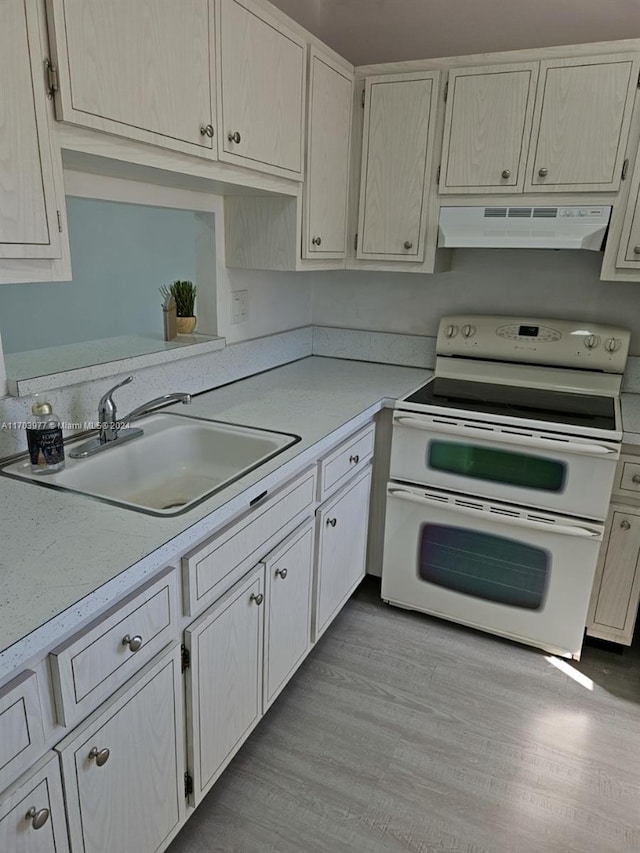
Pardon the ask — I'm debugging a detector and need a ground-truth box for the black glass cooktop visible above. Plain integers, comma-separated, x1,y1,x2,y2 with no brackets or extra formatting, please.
403,378,616,431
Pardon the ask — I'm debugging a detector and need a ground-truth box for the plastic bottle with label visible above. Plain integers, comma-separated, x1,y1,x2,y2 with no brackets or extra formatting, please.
26,401,65,474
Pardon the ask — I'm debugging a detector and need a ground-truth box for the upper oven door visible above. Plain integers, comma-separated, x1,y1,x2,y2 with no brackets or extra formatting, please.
390,411,619,520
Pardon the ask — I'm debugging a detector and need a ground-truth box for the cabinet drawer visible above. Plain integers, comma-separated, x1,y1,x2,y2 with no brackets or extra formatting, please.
49,567,178,726
183,468,316,616
0,671,44,794
616,458,640,497
318,424,374,501
0,752,69,852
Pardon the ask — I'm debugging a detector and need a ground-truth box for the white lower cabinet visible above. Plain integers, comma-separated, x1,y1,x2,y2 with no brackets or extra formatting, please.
313,467,372,640
0,753,69,853
184,566,265,806
263,522,314,709
587,505,640,645
56,645,186,853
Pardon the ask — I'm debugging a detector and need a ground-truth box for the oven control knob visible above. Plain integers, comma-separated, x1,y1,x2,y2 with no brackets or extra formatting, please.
462,325,476,338
605,337,621,353
445,324,458,338
584,334,600,349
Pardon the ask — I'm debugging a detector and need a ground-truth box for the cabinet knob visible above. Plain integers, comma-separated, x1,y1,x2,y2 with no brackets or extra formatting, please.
538,167,548,178
620,520,631,530
633,246,640,255
349,454,360,464
228,131,241,144
88,747,110,767
250,592,264,606
200,124,214,138
501,169,511,179
122,634,143,652
632,474,640,484
311,236,322,246
275,567,288,579
25,807,50,830
326,517,337,527
403,241,413,250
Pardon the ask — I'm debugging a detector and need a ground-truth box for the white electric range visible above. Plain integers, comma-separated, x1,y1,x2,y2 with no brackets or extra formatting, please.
381,314,630,659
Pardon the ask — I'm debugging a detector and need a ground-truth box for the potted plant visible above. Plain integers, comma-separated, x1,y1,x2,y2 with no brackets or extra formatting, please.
160,280,197,334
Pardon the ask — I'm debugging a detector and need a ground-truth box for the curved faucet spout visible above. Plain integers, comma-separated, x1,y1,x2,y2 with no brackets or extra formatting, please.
121,393,191,425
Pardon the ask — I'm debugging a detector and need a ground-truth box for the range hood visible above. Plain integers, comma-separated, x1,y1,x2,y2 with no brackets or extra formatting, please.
438,205,611,250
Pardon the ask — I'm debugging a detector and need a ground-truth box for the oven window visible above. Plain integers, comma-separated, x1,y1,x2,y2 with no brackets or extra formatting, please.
428,441,566,492
418,524,549,609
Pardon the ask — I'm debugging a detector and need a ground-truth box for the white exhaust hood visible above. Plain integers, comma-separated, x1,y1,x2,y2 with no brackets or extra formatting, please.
438,205,611,251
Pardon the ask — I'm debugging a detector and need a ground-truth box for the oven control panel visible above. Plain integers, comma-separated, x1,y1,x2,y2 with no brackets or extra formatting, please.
437,315,630,372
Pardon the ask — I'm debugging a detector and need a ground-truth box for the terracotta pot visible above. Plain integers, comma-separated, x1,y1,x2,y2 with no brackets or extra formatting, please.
176,316,197,334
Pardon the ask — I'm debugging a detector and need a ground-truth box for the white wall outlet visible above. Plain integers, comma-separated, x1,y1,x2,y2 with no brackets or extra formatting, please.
231,290,249,325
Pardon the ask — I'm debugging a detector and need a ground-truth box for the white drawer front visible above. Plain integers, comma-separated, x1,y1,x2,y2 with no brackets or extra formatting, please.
0,671,44,794
49,567,178,726
183,468,316,616
318,424,374,501
618,460,640,496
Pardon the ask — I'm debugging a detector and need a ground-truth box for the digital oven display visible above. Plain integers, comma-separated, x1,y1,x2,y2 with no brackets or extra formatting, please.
518,325,539,337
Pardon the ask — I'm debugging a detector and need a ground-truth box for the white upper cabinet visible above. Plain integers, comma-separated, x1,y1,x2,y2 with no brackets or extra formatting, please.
216,0,306,179
46,0,217,157
1,1,61,259
439,63,539,194
303,49,354,258
525,55,639,192
357,71,440,262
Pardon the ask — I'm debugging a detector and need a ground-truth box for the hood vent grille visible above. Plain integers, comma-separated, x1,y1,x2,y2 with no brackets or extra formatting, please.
484,207,559,219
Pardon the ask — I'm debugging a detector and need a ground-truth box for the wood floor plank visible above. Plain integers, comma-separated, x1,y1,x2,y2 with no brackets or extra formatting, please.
168,579,640,853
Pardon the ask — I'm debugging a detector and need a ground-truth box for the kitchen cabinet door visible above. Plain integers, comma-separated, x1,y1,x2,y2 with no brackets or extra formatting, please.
216,0,306,179
313,468,372,641
185,566,264,806
439,63,538,194
46,0,217,157
56,646,186,853
263,523,314,709
303,50,354,258
0,753,69,853
525,54,639,193
587,506,640,645
0,1,61,259
357,71,439,262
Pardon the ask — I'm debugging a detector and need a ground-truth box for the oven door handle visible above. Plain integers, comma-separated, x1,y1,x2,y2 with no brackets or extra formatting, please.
392,415,618,457
387,487,603,539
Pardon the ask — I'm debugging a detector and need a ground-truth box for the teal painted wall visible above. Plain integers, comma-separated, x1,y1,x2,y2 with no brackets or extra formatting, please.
0,197,199,354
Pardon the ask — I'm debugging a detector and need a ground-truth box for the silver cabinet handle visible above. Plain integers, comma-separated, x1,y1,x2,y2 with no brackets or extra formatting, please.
349,454,360,464
632,474,640,483
538,167,548,177
200,124,214,137
275,567,288,579
122,634,143,652
326,517,337,527
620,519,631,530
403,241,413,250
250,592,264,606
228,131,241,143
634,246,640,255
501,169,511,179
88,747,110,767
25,807,50,830
311,236,322,246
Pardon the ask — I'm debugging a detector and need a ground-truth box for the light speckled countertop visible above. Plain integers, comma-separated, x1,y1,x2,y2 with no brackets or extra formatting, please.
621,393,640,446
0,357,429,681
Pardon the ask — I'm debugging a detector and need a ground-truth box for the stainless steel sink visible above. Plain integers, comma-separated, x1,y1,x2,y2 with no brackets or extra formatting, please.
2,413,300,515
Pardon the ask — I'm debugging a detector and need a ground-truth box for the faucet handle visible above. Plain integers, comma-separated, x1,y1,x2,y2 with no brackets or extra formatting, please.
99,376,133,418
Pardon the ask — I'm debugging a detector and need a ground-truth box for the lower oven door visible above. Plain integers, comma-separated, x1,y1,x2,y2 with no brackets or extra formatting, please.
390,411,619,520
381,483,604,658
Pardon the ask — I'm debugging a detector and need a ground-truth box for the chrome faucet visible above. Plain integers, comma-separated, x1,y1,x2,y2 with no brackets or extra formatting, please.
70,376,191,458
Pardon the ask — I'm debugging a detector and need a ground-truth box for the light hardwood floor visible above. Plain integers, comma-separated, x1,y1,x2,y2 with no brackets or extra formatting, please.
168,578,640,853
